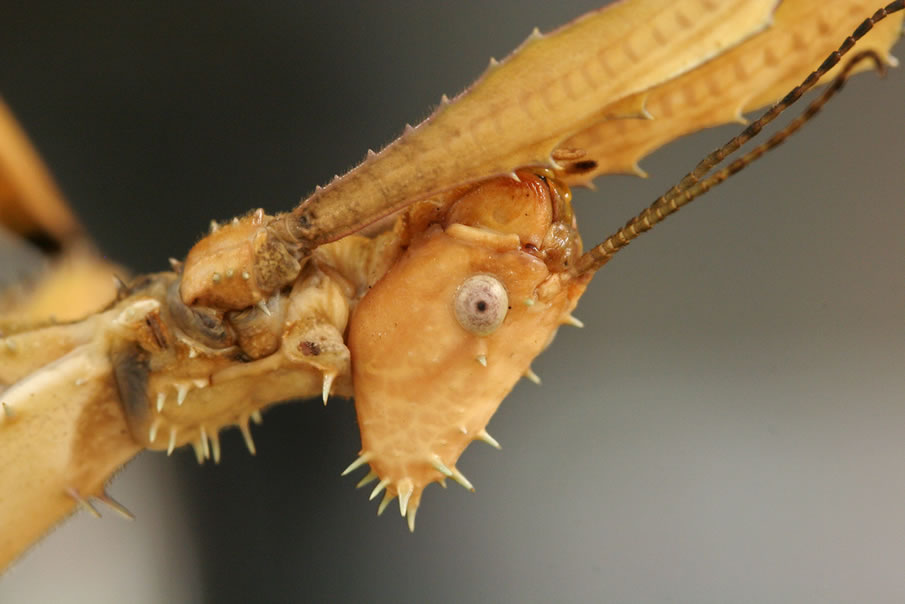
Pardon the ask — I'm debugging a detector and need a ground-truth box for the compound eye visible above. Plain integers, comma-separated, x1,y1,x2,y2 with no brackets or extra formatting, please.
454,274,509,335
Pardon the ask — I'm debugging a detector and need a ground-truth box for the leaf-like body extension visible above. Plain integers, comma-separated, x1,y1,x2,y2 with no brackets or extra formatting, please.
0,246,120,326
0,215,403,570
0,229,401,570
555,0,904,184
0,315,140,569
0,102,121,324
0,99,82,248
0,258,368,569
290,0,778,245
0,314,99,386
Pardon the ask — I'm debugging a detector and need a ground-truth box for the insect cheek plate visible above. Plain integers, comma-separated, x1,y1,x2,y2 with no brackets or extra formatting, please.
346,223,586,528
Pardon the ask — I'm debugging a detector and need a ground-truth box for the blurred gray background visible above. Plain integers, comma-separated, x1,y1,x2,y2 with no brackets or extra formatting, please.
1,2,903,603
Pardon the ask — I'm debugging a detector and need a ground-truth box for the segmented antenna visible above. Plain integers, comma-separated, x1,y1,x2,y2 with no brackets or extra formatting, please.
575,1,903,275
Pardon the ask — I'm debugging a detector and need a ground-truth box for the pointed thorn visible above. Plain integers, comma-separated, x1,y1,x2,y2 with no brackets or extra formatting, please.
231,217,240,226
253,208,264,223
167,427,177,456
66,488,101,518
356,470,378,489
509,172,521,182
524,368,541,385
370,478,390,501
96,492,135,520
476,429,502,450
2,402,14,419
563,314,584,328
440,93,450,105
530,26,542,40
488,56,499,67
251,410,263,424
156,391,166,412
377,491,395,516
209,220,220,233
239,419,257,455
187,346,198,359
476,354,487,368
315,184,324,193
211,431,222,464
367,148,377,158
322,372,336,405
149,418,161,443
730,109,748,125
430,454,453,477
176,384,189,406
398,479,414,517
192,441,205,464
438,477,448,489
257,300,272,317
342,452,374,476
404,123,415,134
168,257,183,272
407,506,417,532
112,274,128,294
450,467,475,492
200,426,210,460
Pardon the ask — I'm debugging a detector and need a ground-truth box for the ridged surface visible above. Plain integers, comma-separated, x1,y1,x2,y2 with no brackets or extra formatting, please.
0,313,140,569
556,0,904,184
291,0,779,245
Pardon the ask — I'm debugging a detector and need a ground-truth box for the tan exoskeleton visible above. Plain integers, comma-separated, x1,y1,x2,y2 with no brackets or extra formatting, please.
0,0,902,571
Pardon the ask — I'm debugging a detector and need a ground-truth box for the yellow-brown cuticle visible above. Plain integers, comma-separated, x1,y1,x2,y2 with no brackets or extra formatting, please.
180,212,300,311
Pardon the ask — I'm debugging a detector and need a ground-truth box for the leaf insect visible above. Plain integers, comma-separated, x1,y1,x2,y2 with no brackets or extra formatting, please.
0,2,903,601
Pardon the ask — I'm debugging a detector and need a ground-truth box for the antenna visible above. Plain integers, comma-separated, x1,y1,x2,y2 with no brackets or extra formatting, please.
575,1,903,275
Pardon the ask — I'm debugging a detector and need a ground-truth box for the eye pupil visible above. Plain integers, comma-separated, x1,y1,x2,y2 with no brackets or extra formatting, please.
454,275,508,336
